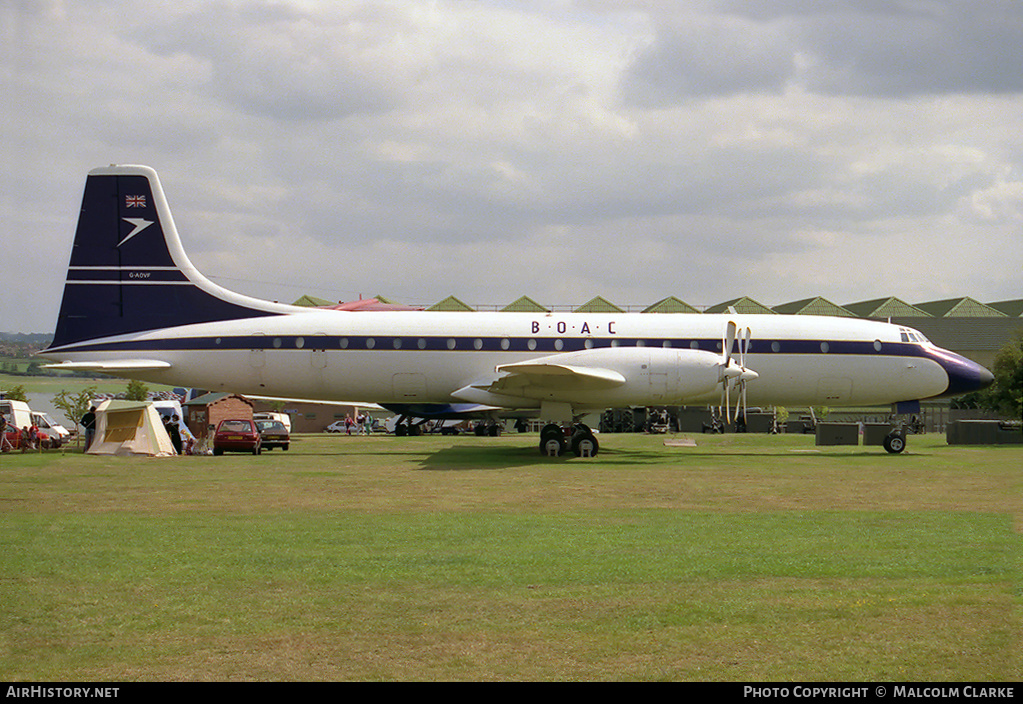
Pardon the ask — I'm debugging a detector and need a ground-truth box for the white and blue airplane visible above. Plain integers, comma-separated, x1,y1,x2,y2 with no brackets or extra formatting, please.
39,165,994,456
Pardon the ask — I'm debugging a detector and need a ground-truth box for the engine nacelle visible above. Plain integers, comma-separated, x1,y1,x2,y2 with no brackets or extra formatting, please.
453,346,725,408
550,346,723,406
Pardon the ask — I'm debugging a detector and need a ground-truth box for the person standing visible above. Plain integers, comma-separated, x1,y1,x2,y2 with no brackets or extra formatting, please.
0,414,12,452
81,407,97,450
166,415,182,455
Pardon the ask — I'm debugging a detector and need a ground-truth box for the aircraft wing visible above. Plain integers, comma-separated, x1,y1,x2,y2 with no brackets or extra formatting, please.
450,351,631,407
381,402,510,420
492,360,626,389
42,360,173,372
247,395,385,409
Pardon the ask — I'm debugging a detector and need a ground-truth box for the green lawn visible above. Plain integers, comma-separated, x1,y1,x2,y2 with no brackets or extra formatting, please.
1,432,1019,681
0,370,175,398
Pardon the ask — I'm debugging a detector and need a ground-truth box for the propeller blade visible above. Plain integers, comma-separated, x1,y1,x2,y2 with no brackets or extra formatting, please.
737,380,748,422
724,381,731,423
732,326,753,426
734,381,740,423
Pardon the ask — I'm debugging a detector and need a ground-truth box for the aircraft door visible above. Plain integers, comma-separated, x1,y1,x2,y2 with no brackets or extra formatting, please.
816,377,852,404
249,333,266,369
392,373,426,400
311,334,327,369
644,349,681,402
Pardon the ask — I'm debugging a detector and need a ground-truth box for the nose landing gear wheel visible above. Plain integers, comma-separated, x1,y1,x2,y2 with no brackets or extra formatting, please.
883,430,906,454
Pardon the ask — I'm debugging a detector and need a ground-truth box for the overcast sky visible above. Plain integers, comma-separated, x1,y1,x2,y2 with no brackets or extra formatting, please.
3,0,1021,333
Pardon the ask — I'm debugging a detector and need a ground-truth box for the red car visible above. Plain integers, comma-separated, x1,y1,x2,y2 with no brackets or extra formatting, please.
213,419,262,455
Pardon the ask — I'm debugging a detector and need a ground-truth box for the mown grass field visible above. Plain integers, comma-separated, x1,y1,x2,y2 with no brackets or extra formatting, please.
0,370,175,400
1,431,1019,681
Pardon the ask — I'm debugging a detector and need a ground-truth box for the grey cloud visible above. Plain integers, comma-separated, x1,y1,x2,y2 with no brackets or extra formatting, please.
621,1,1023,102
732,0,1023,96
137,3,402,120
621,15,796,104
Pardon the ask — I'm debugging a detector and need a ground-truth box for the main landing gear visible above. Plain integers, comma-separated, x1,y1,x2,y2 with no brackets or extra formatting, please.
473,421,503,437
539,423,599,458
393,417,425,436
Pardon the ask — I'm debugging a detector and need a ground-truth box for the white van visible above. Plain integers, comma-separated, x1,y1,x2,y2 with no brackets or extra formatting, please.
32,411,71,447
254,412,291,433
150,399,184,423
1,399,34,433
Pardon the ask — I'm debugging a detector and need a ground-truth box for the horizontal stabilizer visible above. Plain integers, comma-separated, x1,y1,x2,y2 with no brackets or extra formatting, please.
42,359,172,372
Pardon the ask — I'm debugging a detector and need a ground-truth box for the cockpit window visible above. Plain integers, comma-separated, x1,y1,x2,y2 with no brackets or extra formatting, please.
899,328,930,344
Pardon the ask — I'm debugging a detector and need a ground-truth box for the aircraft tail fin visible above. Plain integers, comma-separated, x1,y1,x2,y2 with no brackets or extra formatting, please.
48,165,296,350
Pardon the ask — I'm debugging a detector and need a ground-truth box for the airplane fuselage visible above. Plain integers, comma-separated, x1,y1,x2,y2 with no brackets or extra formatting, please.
42,310,961,410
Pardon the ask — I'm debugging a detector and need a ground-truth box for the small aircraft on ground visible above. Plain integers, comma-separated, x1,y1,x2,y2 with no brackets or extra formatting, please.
39,165,994,456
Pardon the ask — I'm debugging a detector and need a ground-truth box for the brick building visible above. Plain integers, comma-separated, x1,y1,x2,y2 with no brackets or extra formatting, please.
183,393,255,441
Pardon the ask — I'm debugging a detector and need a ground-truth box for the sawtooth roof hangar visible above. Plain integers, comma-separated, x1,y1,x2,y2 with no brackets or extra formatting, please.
293,294,1022,369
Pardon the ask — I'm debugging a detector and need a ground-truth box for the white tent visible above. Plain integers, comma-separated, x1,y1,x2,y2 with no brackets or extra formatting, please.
87,400,175,457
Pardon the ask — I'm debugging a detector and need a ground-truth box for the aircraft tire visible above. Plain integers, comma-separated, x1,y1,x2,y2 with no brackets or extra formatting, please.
539,425,566,457
883,430,906,454
571,430,599,458
540,434,566,457
539,424,561,440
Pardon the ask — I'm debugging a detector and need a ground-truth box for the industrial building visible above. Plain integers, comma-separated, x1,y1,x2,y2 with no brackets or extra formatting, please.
296,294,1022,369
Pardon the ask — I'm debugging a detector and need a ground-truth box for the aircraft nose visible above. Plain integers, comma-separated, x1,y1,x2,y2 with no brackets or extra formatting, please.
975,365,995,390
942,352,995,396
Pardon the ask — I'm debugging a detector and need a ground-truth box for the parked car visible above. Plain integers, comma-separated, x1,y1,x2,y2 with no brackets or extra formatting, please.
2,417,20,451
213,419,261,455
255,419,290,451
254,411,292,433
325,421,347,433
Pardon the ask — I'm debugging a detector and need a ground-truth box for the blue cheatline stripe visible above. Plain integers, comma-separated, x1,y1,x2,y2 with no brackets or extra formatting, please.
48,334,926,358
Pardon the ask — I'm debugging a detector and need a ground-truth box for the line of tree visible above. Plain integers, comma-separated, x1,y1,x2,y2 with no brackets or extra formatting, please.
952,329,1023,419
1,360,100,378
1,384,28,402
